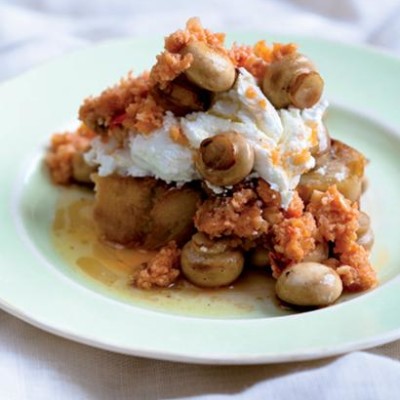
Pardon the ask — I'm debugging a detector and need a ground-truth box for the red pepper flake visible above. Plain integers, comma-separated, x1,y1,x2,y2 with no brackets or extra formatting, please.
110,112,127,128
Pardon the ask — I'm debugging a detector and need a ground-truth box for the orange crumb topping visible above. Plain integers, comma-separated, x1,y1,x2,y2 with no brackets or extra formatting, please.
79,72,165,136
272,212,317,268
79,18,299,141
258,99,268,109
270,148,281,166
194,188,269,239
285,191,304,218
151,17,228,89
169,125,189,146
271,42,298,61
150,52,193,90
133,242,181,289
306,121,319,147
164,17,226,54
292,149,311,166
80,18,236,138
253,40,273,63
256,179,281,208
229,41,298,82
228,43,253,65
229,43,267,81
45,124,95,184
79,18,300,140
245,86,257,99
124,95,165,134
307,186,377,291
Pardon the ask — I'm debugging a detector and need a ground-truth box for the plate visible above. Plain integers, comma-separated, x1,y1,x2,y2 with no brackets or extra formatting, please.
1,33,400,364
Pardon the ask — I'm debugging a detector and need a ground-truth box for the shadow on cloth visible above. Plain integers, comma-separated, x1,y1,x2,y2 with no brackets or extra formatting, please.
0,310,344,399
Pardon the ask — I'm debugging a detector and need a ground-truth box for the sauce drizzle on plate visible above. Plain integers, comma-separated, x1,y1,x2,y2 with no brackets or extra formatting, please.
51,187,291,318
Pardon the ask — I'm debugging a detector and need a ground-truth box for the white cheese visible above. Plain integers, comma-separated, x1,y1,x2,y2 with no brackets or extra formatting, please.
86,69,328,208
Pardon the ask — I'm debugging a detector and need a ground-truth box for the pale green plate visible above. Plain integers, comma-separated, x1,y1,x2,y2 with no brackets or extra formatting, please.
1,33,400,364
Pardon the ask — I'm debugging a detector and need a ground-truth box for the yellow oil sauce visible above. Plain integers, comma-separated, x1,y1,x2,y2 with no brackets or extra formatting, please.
52,187,292,318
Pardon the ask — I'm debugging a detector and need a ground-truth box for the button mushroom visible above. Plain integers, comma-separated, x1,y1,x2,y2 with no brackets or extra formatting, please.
196,132,255,186
302,241,329,263
361,177,369,194
357,228,374,251
357,211,370,237
297,140,366,203
152,76,211,116
181,233,244,288
181,42,236,92
356,211,374,251
262,52,324,109
275,262,343,307
248,246,271,269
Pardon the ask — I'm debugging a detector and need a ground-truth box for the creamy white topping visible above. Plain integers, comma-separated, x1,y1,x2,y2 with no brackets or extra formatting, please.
85,68,328,208
86,113,199,183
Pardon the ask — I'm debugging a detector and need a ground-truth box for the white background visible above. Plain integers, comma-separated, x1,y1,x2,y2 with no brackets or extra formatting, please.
1,1,400,399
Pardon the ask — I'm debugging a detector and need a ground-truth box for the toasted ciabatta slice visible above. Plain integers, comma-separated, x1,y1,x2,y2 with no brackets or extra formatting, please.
93,175,201,249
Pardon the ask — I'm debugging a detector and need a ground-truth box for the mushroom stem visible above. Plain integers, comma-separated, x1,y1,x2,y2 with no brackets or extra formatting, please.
262,53,324,109
201,135,236,170
196,132,254,186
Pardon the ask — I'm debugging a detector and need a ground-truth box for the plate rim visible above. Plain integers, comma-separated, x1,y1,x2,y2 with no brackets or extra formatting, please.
2,293,400,365
1,33,400,364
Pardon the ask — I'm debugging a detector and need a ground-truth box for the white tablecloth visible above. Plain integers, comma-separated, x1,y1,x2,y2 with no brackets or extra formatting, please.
1,1,400,399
